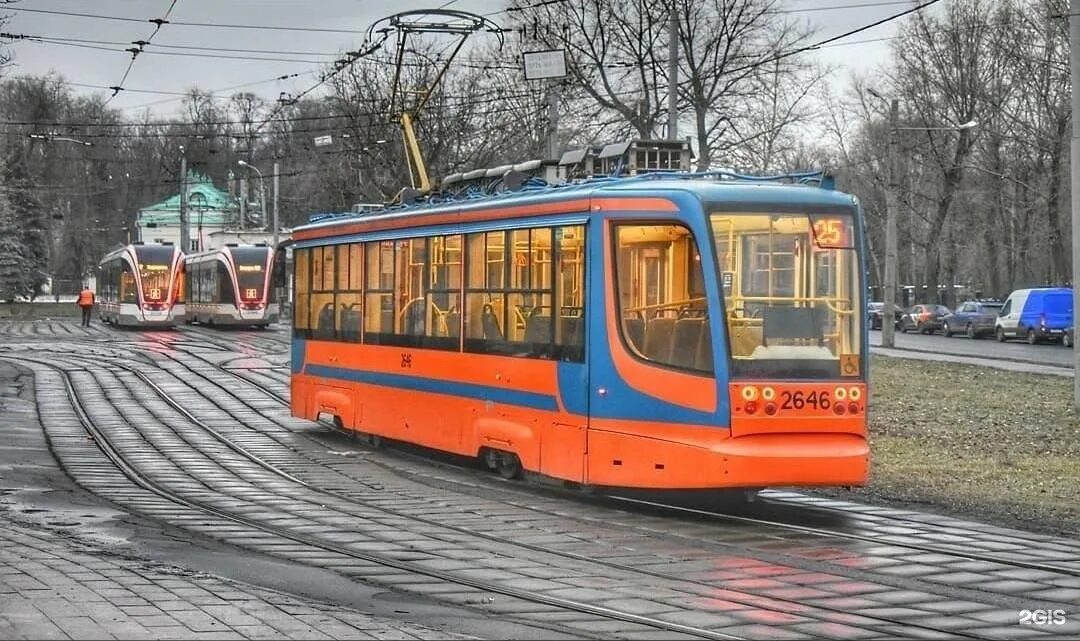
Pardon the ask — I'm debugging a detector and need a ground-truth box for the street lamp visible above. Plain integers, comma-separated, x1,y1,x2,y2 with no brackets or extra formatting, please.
237,160,279,250
896,120,978,131
28,133,93,147
190,192,208,252
877,100,977,349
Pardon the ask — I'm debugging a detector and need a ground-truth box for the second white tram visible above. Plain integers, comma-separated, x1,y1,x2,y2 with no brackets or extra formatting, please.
184,244,278,327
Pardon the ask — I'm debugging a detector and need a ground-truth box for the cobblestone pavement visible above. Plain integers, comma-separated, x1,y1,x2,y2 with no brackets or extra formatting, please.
0,520,469,640
4,324,1080,640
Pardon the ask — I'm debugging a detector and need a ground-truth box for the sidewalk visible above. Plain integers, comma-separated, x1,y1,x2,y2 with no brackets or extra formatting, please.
0,519,465,640
872,344,1073,377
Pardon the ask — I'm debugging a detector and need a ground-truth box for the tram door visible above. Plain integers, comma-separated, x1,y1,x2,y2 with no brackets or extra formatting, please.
585,220,719,483
540,224,589,483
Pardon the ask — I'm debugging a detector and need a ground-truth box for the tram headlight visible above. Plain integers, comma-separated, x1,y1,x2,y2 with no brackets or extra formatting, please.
848,386,862,401
740,386,758,402
761,386,776,401
834,386,847,401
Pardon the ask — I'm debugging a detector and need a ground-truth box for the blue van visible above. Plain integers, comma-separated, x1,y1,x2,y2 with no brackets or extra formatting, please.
994,287,1073,344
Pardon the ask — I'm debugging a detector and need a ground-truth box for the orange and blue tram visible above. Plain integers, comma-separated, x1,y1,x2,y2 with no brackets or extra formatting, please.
288,170,868,490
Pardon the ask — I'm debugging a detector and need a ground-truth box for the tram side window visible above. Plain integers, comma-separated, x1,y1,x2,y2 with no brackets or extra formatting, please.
363,241,396,343
334,243,362,342
175,266,185,304
216,262,235,305
464,232,506,352
614,223,713,374
556,226,586,362
425,235,463,349
199,263,210,304
120,262,137,303
463,225,585,361
293,248,311,339
397,238,427,344
309,245,336,340
198,263,211,304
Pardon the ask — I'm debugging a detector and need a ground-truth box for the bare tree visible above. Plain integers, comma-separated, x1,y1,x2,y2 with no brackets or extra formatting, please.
508,0,669,139
676,0,816,170
1002,0,1070,284
890,0,1009,304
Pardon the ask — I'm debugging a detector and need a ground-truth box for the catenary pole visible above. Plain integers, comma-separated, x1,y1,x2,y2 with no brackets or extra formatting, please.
667,5,678,139
273,161,280,250
178,153,188,251
1070,0,1080,406
881,98,900,349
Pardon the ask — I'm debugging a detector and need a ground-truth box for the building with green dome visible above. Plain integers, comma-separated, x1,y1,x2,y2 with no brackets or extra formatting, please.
136,171,250,251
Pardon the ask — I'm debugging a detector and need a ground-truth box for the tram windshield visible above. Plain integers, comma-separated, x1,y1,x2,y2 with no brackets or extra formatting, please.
231,247,269,300
134,245,175,303
709,211,862,379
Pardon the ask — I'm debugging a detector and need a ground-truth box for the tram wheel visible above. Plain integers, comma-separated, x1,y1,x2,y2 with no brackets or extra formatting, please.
495,451,523,480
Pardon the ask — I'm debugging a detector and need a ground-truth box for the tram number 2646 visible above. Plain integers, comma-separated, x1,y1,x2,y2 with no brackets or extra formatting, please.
779,390,830,410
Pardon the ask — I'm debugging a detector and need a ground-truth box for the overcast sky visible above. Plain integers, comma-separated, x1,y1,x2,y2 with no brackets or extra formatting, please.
3,0,925,117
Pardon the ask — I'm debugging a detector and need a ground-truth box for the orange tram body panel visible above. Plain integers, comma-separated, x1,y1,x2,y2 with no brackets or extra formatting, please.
289,172,870,490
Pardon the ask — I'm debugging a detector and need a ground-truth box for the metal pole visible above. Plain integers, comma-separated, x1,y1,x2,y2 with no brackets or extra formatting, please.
272,161,280,250
179,154,189,252
258,174,268,237
881,98,900,349
239,175,247,232
1070,0,1080,406
545,81,561,160
667,4,678,140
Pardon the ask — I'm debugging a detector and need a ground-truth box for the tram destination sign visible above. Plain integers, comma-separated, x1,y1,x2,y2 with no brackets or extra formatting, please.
523,49,567,80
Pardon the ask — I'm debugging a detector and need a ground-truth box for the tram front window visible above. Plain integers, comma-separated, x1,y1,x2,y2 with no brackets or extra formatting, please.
134,246,175,303
710,211,862,379
231,247,269,301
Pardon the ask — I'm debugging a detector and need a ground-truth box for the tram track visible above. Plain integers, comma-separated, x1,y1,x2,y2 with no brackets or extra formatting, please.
8,327,1080,587
3,329,1078,638
10,354,748,641
11,325,1080,584
4,348,1004,640
182,338,1080,581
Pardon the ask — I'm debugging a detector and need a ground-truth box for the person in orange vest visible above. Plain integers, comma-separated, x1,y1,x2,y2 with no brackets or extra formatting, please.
76,285,95,327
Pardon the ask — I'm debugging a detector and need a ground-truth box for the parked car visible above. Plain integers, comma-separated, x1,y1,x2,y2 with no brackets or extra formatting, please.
994,287,1073,344
942,299,1003,339
868,302,883,330
867,301,903,331
898,304,951,334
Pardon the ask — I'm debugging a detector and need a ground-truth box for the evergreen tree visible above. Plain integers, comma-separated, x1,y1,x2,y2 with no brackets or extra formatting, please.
0,179,30,302
0,156,46,300
9,159,47,296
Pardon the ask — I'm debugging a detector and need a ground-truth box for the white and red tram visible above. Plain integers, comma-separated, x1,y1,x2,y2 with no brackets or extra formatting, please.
184,243,278,327
96,242,185,327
